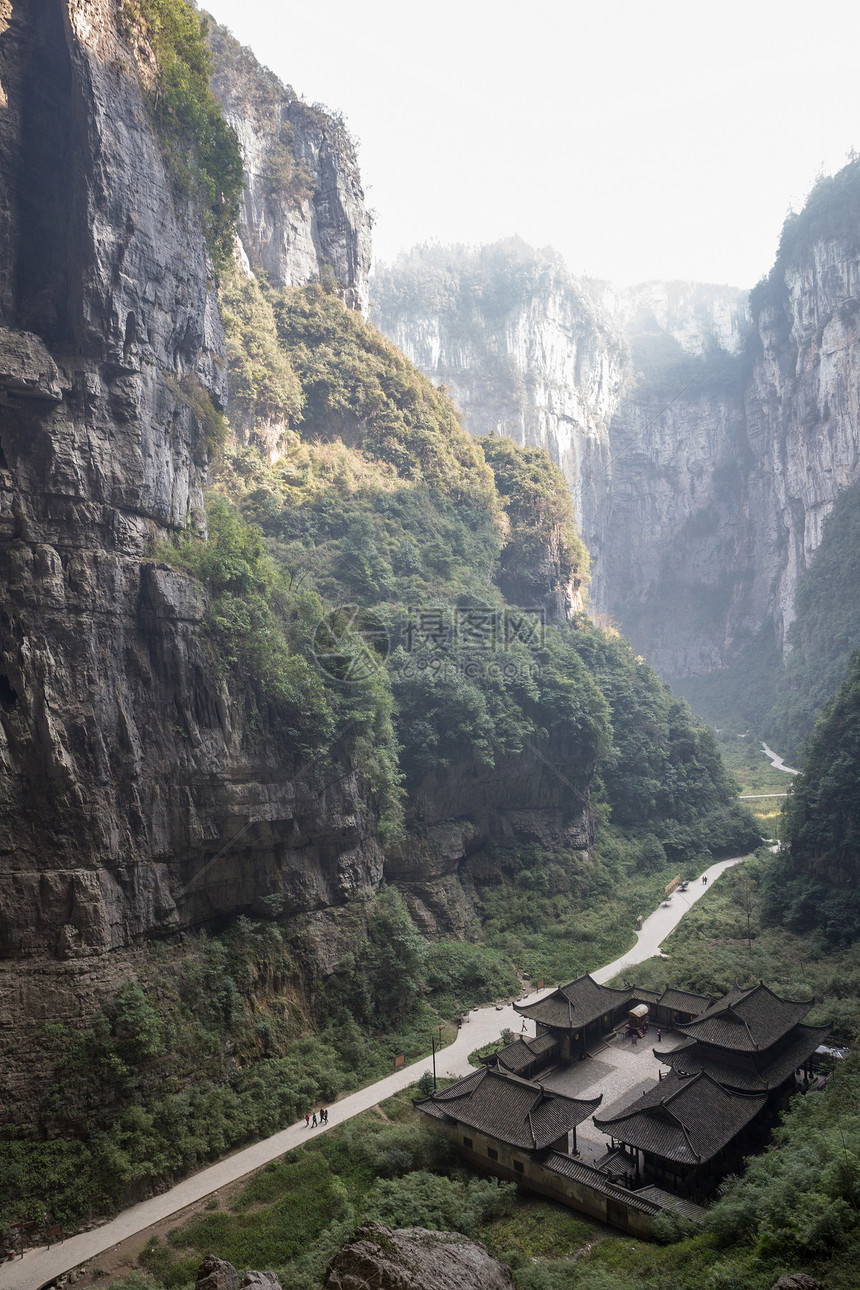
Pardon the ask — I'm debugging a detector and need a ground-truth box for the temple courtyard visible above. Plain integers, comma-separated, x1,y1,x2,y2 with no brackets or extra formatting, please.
536,1026,689,1163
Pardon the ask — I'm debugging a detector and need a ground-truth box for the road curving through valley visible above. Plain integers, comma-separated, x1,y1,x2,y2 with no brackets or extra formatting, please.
0,853,745,1290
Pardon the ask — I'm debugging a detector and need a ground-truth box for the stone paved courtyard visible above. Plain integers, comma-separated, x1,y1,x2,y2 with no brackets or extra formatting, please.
538,1027,688,1162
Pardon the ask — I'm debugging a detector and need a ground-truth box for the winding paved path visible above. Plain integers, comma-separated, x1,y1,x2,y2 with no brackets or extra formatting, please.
0,854,744,1290
761,742,799,775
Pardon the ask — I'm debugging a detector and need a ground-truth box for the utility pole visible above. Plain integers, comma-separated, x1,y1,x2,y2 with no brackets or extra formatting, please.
431,1032,437,1090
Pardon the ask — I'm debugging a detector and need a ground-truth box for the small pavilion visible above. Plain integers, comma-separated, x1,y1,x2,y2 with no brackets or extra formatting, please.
513,973,633,1059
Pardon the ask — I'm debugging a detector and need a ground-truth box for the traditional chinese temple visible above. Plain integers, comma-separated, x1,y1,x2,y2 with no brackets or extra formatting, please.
512,973,634,1059
653,982,827,1109
418,1065,601,1162
418,977,829,1231
592,1069,767,1197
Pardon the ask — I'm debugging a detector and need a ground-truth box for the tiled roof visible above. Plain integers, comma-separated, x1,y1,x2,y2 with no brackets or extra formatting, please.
593,1071,766,1165
628,986,661,1004
543,1153,661,1213
635,1186,707,1223
494,1039,536,1072
655,1024,828,1091
418,1067,602,1151
530,1031,557,1054
657,987,713,1014
491,1030,558,1074
514,973,632,1031
543,1156,706,1223
677,983,812,1052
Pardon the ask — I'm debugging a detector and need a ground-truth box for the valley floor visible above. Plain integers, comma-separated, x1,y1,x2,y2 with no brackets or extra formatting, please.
0,856,743,1290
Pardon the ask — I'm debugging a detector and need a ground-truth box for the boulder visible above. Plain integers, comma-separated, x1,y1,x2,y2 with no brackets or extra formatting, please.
196,1255,239,1290
323,1222,515,1290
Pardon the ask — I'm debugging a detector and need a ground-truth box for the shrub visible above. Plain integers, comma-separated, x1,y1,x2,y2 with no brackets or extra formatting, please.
362,1170,515,1237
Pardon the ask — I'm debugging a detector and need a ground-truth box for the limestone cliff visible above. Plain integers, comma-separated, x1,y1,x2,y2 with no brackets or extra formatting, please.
0,0,382,1071
0,3,601,1103
373,199,860,686
207,17,372,313
593,229,860,679
371,241,628,543
586,281,753,675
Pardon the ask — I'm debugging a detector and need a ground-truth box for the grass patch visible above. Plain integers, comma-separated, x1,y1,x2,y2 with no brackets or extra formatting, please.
481,1196,595,1261
714,731,794,836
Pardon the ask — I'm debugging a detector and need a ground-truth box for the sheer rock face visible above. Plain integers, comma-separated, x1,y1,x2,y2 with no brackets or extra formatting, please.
0,2,596,1118
741,239,860,650
588,379,751,676
375,244,860,679
597,246,860,676
372,246,627,542
0,0,382,1097
323,1223,516,1290
207,20,372,313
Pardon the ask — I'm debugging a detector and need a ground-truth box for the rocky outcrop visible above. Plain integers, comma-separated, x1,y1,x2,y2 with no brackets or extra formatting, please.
196,1256,240,1290
195,1257,283,1290
323,1223,516,1290
207,18,372,312
389,743,594,936
770,1276,822,1290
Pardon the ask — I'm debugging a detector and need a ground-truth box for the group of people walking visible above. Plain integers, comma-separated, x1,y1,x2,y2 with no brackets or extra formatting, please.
305,1107,329,1128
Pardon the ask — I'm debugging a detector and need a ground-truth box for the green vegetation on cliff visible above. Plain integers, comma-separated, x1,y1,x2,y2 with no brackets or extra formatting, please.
122,0,244,269
220,265,304,426
481,434,590,604
768,652,860,946
766,483,860,758
202,280,755,861
751,154,860,319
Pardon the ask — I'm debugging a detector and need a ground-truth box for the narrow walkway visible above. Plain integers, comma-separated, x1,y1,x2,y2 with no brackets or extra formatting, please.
0,854,744,1290
761,742,800,775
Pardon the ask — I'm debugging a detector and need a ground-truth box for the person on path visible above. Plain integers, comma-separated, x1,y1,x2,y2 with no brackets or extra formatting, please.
323,1108,328,1124
311,1112,317,1128
702,875,708,884
305,1112,310,1127
657,1028,662,1042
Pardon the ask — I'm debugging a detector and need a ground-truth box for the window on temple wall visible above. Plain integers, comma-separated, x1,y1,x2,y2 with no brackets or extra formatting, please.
488,1148,498,1160
514,1160,524,1173
463,1137,473,1148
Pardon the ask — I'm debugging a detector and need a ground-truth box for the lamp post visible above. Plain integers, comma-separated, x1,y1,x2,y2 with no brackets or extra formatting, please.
430,1032,437,1090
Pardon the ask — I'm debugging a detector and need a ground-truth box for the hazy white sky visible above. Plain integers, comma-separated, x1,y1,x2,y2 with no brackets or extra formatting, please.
207,0,860,289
